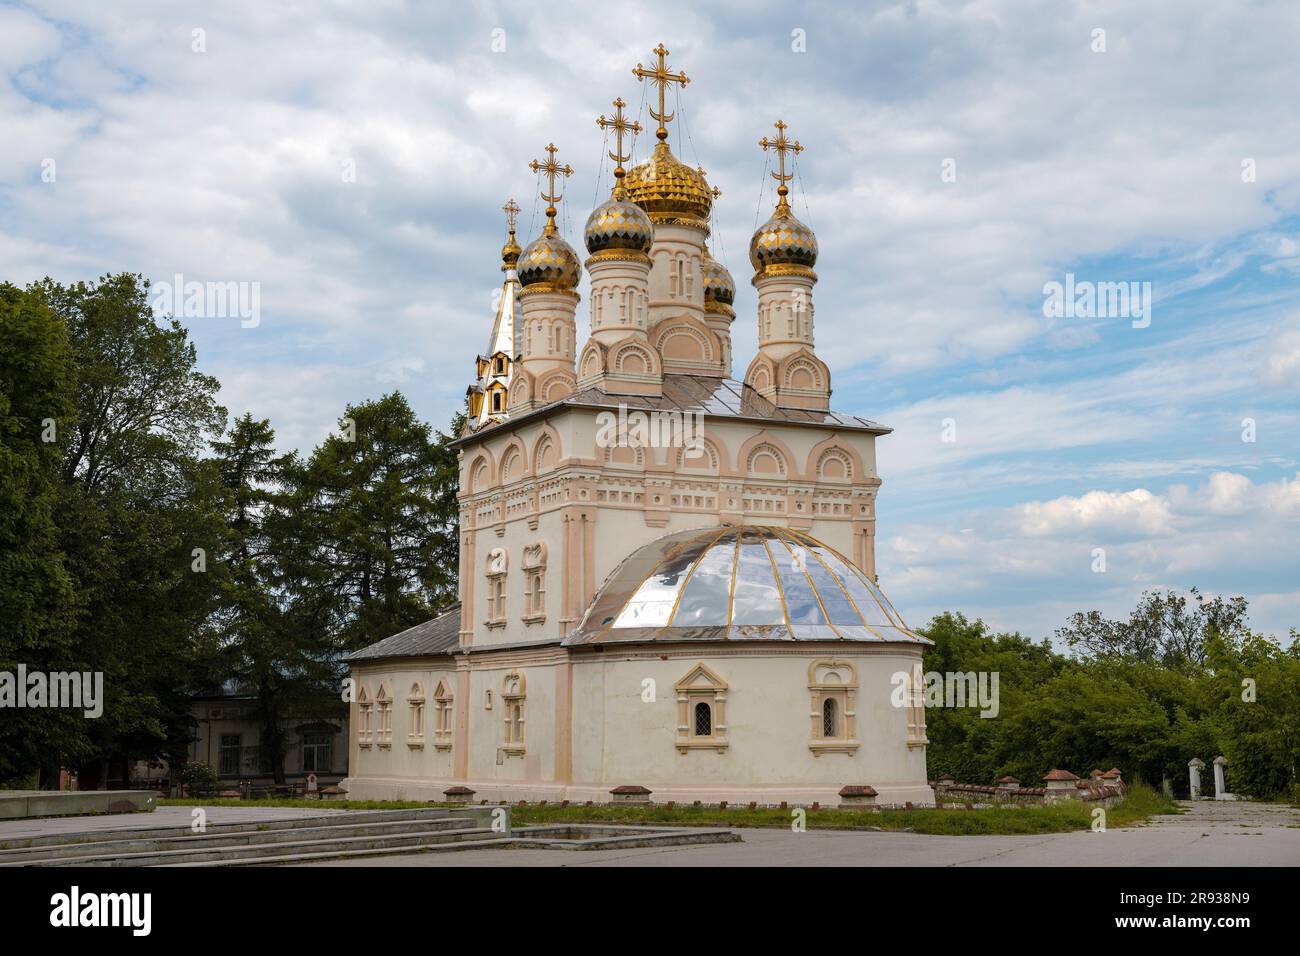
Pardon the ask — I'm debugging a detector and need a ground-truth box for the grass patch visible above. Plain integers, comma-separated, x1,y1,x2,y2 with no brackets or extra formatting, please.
158,784,1179,836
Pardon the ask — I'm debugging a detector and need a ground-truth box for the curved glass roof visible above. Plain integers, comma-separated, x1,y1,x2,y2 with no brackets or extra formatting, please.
565,525,928,645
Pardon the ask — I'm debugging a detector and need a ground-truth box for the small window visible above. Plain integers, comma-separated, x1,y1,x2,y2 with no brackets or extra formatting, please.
822,698,838,738
694,702,712,737
219,734,241,776
492,391,502,411
302,733,332,772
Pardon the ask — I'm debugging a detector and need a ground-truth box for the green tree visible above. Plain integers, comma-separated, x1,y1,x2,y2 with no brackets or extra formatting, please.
0,283,79,784
283,393,458,655
38,274,227,787
205,413,339,784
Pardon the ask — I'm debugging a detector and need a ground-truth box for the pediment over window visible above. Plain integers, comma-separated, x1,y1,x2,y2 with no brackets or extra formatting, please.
674,663,727,694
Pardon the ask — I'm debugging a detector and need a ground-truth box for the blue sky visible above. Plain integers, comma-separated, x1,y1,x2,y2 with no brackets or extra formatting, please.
2,0,1297,642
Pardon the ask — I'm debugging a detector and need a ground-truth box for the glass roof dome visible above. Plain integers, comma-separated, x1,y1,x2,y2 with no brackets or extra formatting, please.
565,526,927,645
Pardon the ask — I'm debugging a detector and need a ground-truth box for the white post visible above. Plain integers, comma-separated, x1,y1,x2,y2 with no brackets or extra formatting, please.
1188,757,1205,800
1212,755,1233,800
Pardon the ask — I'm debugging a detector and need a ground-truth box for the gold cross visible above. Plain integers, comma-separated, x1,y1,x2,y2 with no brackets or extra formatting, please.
759,119,804,205
633,43,689,142
528,144,573,230
597,97,642,186
502,198,520,235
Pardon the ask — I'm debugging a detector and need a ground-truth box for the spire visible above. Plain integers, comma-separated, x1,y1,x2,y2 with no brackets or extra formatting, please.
597,97,642,198
500,197,521,270
759,119,804,212
468,198,524,430
633,43,689,143
528,143,573,237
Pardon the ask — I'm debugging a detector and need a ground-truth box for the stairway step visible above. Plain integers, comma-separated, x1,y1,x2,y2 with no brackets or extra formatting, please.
30,827,501,867
168,836,516,867
0,816,477,865
0,807,462,852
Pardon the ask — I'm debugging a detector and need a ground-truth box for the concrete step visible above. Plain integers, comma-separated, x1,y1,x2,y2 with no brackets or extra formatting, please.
29,826,502,867
0,815,477,865
0,807,461,852
167,836,516,867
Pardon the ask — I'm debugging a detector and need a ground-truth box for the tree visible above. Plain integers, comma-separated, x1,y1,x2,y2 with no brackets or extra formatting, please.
205,414,338,784
0,283,79,784
283,393,459,655
36,274,227,787
1055,588,1249,670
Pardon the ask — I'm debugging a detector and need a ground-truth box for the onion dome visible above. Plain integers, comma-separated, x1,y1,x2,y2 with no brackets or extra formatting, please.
517,222,581,291
624,142,713,225
584,192,653,256
749,197,818,278
701,245,735,314
519,143,581,292
565,525,928,645
501,231,522,271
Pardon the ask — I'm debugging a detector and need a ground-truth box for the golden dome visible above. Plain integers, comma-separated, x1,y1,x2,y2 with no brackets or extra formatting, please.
702,246,735,314
501,232,522,270
624,142,713,226
517,222,581,292
749,200,818,279
584,193,653,256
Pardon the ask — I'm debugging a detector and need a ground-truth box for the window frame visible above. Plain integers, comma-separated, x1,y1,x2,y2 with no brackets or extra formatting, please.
674,664,729,753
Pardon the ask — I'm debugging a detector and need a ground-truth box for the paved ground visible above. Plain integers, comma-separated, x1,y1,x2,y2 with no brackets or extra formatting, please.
302,800,1300,867
0,805,343,841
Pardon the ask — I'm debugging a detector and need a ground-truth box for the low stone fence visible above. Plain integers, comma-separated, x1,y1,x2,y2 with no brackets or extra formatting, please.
932,769,1127,809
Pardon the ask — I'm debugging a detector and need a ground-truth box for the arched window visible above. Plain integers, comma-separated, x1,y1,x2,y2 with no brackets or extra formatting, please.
357,686,373,748
674,664,728,752
433,680,454,751
822,697,838,738
375,685,393,748
501,671,526,756
808,660,859,755
407,683,426,749
694,702,712,737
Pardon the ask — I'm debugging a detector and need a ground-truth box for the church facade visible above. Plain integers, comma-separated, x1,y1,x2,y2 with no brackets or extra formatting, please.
341,45,934,807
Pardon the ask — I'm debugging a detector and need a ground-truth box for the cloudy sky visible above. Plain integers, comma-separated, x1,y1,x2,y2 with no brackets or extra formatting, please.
3,0,1298,642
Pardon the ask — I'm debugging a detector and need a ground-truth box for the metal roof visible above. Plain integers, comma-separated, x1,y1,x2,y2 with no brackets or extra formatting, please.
347,603,461,662
453,374,890,447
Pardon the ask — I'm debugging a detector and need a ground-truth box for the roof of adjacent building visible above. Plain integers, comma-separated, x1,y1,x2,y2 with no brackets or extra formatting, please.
347,603,461,662
453,373,891,447
1043,769,1080,781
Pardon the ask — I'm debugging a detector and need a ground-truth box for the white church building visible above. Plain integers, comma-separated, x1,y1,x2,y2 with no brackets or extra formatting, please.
341,45,934,807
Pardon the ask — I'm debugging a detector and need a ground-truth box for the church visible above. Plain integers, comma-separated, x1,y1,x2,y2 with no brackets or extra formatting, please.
341,44,935,807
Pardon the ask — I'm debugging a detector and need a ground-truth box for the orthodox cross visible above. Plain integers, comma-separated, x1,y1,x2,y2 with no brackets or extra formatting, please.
597,97,642,185
633,43,689,142
528,143,573,230
502,198,520,238
759,119,804,205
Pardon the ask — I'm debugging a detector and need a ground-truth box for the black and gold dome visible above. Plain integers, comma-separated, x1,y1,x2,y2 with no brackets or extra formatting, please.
624,142,713,225
584,193,653,256
750,200,818,279
702,246,735,313
518,222,581,291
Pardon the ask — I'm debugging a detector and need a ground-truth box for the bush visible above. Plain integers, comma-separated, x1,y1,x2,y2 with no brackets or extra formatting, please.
179,762,219,796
